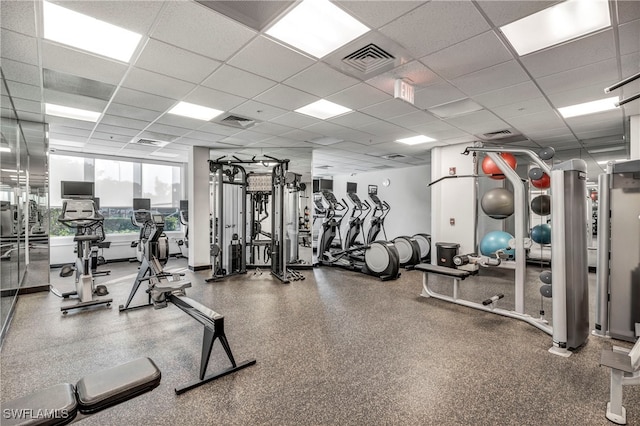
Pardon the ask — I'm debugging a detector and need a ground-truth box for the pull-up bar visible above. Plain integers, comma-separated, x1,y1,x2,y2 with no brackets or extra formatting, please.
605,71,640,107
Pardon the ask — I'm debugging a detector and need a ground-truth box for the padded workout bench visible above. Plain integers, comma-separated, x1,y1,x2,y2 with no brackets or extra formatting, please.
1,357,160,425
600,323,640,424
415,263,472,301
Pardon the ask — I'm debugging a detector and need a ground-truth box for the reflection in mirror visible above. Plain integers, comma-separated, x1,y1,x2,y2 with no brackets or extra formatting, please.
208,147,313,273
1,70,49,342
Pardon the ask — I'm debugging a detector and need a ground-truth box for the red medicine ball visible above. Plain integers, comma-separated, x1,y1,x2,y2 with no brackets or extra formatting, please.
481,153,517,180
531,172,551,189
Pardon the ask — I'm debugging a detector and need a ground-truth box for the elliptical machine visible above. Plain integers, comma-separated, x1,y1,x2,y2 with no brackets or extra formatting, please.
366,191,420,268
57,198,112,314
343,191,371,249
317,189,400,281
131,198,169,265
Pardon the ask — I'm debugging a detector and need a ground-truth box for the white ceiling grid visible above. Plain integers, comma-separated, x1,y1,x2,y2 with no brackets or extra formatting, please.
0,0,638,180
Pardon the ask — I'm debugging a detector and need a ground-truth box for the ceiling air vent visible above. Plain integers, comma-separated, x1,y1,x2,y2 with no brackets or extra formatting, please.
382,154,407,160
342,43,395,74
475,128,525,144
217,114,256,129
133,138,169,148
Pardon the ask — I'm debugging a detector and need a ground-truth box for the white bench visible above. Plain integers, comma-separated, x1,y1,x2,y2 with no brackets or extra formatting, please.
600,323,640,424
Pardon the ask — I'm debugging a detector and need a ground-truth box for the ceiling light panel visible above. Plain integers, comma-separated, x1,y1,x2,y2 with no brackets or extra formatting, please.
45,103,101,122
396,135,436,145
295,99,352,120
500,0,611,56
558,96,619,118
265,0,370,58
43,0,142,63
167,101,224,121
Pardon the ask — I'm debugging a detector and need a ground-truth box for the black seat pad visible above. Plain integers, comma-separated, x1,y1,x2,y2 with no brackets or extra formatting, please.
0,383,77,426
75,357,161,414
414,263,471,279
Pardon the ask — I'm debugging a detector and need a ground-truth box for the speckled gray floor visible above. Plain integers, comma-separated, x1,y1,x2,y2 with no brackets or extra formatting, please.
1,259,639,425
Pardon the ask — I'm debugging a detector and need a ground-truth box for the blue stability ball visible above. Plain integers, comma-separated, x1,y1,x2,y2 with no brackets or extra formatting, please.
479,231,515,258
531,223,551,245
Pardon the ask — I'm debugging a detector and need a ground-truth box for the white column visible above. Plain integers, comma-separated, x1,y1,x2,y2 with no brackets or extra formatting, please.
630,115,639,160
188,146,211,270
430,143,476,263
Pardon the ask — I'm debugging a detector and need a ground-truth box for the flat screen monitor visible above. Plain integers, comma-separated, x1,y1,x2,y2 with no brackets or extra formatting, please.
61,181,94,199
133,198,151,211
179,200,188,211
346,182,357,194
320,179,333,191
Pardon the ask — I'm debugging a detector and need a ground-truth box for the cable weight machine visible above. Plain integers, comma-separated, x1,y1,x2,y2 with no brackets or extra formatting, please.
207,156,293,283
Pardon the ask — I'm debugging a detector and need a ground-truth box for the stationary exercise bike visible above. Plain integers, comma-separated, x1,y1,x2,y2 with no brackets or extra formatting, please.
317,190,400,281
131,199,169,265
57,199,113,314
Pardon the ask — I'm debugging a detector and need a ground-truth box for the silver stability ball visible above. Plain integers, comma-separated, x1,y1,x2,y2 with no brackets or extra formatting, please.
480,188,515,219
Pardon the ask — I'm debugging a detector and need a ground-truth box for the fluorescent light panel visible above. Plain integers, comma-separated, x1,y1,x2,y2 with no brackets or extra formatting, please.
295,99,352,120
266,0,369,58
396,135,436,145
0,147,11,153
500,0,611,56
167,102,224,121
558,97,619,118
43,1,142,62
597,158,627,165
45,103,101,122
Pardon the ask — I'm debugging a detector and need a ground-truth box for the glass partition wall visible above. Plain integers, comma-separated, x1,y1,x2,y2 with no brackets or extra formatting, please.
0,73,49,344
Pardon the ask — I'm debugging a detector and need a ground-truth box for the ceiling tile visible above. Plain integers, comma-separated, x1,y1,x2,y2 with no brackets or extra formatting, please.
123,68,196,100
1,59,40,87
617,1,640,24
408,120,460,135
281,129,324,143
326,83,391,110
135,39,222,84
94,124,142,137
328,111,378,128
228,36,315,82
111,87,175,112
185,130,228,142
151,1,257,61
520,30,616,78
379,1,490,58
421,31,513,80
535,58,619,94
1,29,38,65
507,111,566,132
202,65,276,99
230,100,288,121
41,41,128,85
100,114,149,131
250,122,295,136
413,80,467,109
6,81,41,102
450,60,530,96
0,0,36,36
547,82,619,108
91,132,131,144
254,85,318,110
48,125,92,138
146,123,192,137
154,113,204,130
356,121,407,138
444,110,509,134
55,1,164,35
335,1,423,29
492,98,553,119
360,98,418,120
45,116,97,130
284,63,359,98
389,110,438,128
270,112,322,128
574,127,625,140
105,103,161,122
184,86,246,111
475,1,557,27
619,19,640,56
471,81,543,108
197,122,244,137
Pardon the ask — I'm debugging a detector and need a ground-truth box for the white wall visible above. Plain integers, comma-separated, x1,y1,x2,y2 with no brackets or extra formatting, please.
50,231,185,265
430,144,476,259
330,164,431,240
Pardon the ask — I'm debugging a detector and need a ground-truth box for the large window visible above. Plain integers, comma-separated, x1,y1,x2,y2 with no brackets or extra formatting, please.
50,154,184,236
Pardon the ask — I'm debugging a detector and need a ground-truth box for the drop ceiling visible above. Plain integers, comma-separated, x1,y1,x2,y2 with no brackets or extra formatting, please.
1,0,638,181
